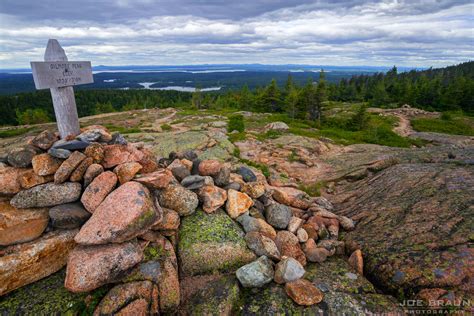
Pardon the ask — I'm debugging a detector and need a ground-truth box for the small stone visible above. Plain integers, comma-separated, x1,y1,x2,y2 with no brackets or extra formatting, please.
171,165,190,182
265,203,292,229
348,249,364,275
32,153,62,176
84,143,105,164
182,150,198,161
30,130,58,150
47,147,71,159
19,169,53,189
76,182,158,244
237,166,257,182
152,208,180,231
198,159,222,176
54,151,86,184
244,232,280,261
53,139,90,151
81,171,117,213
241,181,266,199
191,159,201,175
137,148,159,173
338,215,355,231
49,203,91,229
225,182,241,191
285,279,324,306
10,182,82,208
114,162,143,184
102,144,144,169
70,157,93,182
236,213,277,240
287,216,304,234
157,184,199,216
275,231,307,266
77,128,112,143
65,241,143,292
0,167,23,195
312,196,333,211
181,175,206,190
264,121,289,131
83,163,104,187
226,189,253,219
110,132,127,145
303,239,330,263
135,169,173,189
296,228,308,243
236,256,274,288
198,185,227,213
274,257,305,284
7,146,38,168
0,201,48,246
213,165,230,187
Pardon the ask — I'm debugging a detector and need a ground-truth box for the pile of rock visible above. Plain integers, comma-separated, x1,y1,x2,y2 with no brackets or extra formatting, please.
0,125,360,313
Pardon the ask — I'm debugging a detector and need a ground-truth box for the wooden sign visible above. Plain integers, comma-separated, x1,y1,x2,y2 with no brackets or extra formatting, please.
30,39,94,139
31,61,93,89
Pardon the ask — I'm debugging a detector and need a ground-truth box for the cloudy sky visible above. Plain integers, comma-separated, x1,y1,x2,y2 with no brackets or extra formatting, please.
0,0,472,68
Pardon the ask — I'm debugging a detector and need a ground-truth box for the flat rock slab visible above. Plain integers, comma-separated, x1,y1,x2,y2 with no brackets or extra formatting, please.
10,182,82,208
336,163,474,301
178,209,256,277
49,203,91,229
75,181,158,245
0,229,78,296
0,201,49,246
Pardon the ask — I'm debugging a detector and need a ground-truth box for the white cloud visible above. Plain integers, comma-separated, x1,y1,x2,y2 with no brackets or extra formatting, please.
0,0,472,68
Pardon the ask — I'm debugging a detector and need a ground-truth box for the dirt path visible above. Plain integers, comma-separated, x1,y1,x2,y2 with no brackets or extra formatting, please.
392,113,414,137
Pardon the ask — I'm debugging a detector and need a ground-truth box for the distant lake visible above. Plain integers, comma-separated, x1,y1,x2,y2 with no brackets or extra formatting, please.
138,82,221,92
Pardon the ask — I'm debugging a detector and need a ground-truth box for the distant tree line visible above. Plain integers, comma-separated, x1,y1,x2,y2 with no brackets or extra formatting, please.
0,61,472,126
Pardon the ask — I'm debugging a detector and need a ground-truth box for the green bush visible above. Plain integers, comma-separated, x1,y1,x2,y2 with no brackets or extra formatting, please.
161,124,172,131
16,109,50,125
228,115,245,133
411,117,474,136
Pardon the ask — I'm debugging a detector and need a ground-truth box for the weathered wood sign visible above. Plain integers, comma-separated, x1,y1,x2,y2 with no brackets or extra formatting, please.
31,61,93,89
30,39,94,139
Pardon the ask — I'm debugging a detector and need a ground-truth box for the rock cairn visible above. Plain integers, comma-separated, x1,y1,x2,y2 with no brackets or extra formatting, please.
0,125,360,313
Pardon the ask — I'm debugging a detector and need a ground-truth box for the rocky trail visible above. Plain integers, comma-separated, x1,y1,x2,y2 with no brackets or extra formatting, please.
0,108,472,314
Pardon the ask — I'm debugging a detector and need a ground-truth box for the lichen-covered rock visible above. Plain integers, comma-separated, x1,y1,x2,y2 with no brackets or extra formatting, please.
198,159,222,176
0,166,23,196
32,153,62,176
83,163,104,187
7,146,38,168
198,184,227,213
157,184,198,216
236,256,274,288
84,143,105,164
265,203,292,229
226,189,253,219
114,162,142,184
10,182,82,208
272,186,312,209
18,169,53,189
29,130,58,150
236,213,277,240
102,144,144,169
75,181,159,245
285,279,323,306
0,229,78,296
135,169,173,189
275,231,307,266
0,201,48,246
151,208,180,231
274,257,305,284
54,151,86,184
70,157,93,182
179,209,256,276
241,181,266,199
93,281,156,315
348,249,364,275
65,241,143,293
49,203,91,229
81,171,118,213
336,163,474,301
244,231,280,261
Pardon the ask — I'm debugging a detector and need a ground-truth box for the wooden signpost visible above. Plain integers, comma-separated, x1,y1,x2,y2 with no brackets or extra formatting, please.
31,39,94,139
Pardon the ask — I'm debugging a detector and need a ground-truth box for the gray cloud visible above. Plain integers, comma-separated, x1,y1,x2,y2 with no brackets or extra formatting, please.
0,0,472,68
